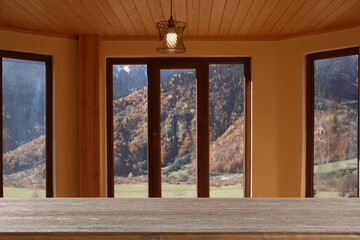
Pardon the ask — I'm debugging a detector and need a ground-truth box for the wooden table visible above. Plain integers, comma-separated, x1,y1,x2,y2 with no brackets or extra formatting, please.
0,198,359,239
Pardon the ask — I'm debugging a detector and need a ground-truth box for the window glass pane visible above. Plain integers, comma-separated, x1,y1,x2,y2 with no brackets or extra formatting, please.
314,54,359,198
209,64,245,198
2,58,46,198
113,65,148,197
161,69,196,198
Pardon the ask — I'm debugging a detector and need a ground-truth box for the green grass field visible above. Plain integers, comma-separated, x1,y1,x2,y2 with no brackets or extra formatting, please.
114,183,243,198
314,158,357,173
3,187,45,198
314,190,341,198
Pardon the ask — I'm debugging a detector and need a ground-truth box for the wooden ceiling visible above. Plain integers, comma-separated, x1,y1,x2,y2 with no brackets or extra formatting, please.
0,0,359,40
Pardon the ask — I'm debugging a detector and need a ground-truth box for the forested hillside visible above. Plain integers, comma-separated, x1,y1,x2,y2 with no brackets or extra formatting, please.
112,64,245,183
313,55,358,197
2,58,46,192
2,58,45,153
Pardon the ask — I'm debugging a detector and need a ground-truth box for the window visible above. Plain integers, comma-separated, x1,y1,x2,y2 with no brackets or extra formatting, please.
306,47,359,198
210,64,246,198
161,68,197,198
0,50,53,198
107,58,251,198
110,64,148,198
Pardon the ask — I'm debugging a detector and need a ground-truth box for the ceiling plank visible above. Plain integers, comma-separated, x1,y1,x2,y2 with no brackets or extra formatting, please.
77,0,117,36
187,0,200,37
227,0,253,37
278,0,318,36
31,0,80,35
37,0,93,35
120,0,149,36
0,17,14,29
217,0,240,37
92,0,127,36
301,0,345,33
147,0,165,23
328,1,360,28
287,0,333,35
174,0,188,36
238,0,267,37
246,0,279,37
18,0,71,34
314,0,359,31
0,2,37,31
133,0,157,37
267,0,306,37
198,0,213,37
160,0,173,20
0,0,360,40
256,0,293,37
107,0,138,36
0,0,50,32
61,0,106,35
208,0,227,37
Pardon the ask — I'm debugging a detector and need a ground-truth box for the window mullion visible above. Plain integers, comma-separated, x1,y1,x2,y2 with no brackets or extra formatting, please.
197,62,210,198
148,61,162,198
0,56,3,198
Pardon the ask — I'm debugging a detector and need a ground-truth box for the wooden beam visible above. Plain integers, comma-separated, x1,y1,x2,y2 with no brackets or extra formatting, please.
78,35,101,197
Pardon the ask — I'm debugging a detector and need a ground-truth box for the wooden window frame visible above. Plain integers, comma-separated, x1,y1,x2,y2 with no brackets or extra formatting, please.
306,47,360,198
0,50,53,198
107,57,251,198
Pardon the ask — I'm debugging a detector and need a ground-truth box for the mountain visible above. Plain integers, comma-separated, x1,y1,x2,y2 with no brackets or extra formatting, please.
112,64,246,177
314,54,358,164
314,55,358,102
210,117,244,174
2,58,45,153
3,135,45,175
113,65,147,100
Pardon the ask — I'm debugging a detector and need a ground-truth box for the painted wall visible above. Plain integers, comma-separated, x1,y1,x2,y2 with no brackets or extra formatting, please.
1,26,359,197
0,30,80,197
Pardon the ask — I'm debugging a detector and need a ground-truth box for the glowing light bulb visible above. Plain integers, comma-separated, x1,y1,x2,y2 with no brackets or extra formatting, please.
166,33,177,48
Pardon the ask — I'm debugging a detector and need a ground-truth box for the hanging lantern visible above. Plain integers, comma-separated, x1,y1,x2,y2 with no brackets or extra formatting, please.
156,0,186,54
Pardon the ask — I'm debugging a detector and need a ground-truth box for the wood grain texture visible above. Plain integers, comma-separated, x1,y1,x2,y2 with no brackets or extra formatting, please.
133,0,157,37
173,0,188,36
187,0,200,37
246,0,279,37
0,198,359,235
238,0,266,37
0,232,359,240
0,0,360,40
256,0,293,37
208,0,226,37
78,35,101,197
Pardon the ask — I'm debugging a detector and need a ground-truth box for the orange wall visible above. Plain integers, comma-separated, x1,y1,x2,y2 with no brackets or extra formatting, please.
1,26,360,197
0,30,80,197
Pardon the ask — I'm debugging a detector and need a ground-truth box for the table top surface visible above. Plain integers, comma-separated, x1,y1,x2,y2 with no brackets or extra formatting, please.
0,198,359,233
